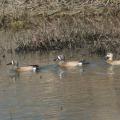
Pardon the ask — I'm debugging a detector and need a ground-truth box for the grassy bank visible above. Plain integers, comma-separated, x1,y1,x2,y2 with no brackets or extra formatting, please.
0,0,120,54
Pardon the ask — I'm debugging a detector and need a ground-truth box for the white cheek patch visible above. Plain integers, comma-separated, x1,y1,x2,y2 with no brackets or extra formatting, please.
32,67,36,72
12,60,14,65
78,62,82,66
58,56,61,60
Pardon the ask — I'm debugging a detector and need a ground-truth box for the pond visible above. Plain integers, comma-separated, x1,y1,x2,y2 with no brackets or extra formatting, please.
0,50,120,120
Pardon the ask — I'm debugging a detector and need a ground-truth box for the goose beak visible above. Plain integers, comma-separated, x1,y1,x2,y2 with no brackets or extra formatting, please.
6,62,12,65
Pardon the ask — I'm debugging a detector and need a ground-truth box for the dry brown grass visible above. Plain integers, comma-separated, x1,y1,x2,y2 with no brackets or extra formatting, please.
0,0,120,54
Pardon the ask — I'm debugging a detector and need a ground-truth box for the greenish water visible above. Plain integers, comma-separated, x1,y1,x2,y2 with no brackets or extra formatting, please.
0,51,120,120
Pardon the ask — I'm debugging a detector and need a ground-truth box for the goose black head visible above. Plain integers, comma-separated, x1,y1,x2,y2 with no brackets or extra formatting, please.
53,55,65,61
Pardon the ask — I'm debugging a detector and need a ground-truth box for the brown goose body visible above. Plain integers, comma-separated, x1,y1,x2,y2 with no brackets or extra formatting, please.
7,60,39,72
15,66,36,72
54,55,89,68
106,60,120,65
58,61,82,68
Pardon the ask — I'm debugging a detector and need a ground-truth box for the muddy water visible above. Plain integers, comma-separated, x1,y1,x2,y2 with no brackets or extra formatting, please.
0,51,120,120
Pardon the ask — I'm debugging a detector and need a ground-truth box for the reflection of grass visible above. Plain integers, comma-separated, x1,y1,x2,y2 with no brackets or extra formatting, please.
0,1,120,54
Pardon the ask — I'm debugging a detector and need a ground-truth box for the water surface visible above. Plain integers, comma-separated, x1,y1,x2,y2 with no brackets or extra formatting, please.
0,51,120,120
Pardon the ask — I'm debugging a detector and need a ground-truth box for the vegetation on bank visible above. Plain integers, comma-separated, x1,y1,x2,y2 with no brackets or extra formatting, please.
0,0,120,54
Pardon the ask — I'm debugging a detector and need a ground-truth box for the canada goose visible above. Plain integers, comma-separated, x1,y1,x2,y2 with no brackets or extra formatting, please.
7,60,40,72
53,55,89,68
105,53,120,65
